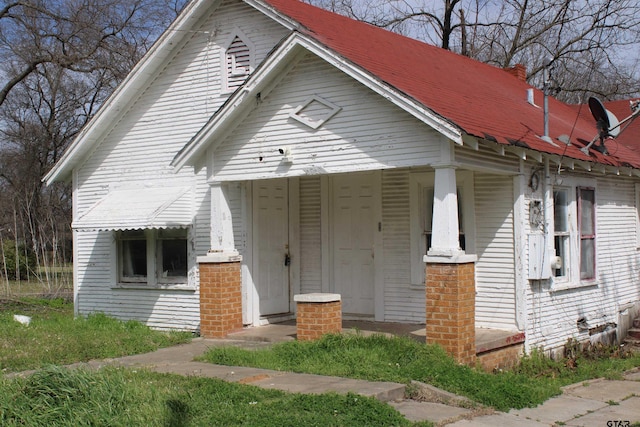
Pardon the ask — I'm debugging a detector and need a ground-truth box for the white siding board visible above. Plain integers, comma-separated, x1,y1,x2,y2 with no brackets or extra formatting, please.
455,144,520,174
299,177,323,293
213,55,443,181
381,169,425,323
474,173,517,330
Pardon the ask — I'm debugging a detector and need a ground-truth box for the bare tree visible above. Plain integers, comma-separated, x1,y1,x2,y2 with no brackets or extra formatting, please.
306,0,640,101
0,0,187,290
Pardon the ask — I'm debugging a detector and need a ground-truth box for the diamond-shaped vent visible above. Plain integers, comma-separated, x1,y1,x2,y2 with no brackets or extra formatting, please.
289,95,341,129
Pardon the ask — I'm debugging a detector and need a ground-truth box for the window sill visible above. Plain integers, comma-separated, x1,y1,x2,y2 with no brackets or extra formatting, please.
113,283,196,291
550,280,597,293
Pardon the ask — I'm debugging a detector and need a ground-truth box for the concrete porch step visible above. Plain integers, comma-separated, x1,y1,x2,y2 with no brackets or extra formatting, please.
627,327,640,340
623,337,640,349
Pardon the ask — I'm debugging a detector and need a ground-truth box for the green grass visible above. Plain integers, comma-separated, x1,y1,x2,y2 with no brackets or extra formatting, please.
200,333,640,411
0,366,421,426
0,298,192,373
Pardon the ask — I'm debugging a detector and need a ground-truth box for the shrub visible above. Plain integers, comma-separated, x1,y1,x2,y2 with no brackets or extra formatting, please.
0,240,36,280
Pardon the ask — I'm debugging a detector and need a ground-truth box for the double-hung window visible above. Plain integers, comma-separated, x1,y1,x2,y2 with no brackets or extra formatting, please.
552,184,596,286
117,229,189,287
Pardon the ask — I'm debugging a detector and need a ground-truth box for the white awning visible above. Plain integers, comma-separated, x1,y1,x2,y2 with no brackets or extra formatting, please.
73,186,192,231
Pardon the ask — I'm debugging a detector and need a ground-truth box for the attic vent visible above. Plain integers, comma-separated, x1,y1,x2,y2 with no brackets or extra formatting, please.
289,95,341,129
223,31,253,92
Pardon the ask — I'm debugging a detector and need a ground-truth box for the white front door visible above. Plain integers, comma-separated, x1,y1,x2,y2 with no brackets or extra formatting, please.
253,179,290,316
331,172,376,316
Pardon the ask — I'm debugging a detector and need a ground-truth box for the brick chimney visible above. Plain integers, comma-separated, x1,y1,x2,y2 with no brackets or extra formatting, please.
504,64,526,82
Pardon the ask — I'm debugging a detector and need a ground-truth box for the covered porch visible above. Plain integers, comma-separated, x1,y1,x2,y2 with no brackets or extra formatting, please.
198,164,523,366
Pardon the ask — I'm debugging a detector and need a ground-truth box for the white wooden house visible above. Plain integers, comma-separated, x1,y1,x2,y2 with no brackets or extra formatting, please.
45,0,640,359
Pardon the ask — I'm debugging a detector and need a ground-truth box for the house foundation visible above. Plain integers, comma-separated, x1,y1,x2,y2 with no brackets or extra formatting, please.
294,293,342,340
425,256,477,365
198,252,243,338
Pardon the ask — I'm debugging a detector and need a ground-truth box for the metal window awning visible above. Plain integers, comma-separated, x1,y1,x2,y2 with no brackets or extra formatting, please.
72,186,193,231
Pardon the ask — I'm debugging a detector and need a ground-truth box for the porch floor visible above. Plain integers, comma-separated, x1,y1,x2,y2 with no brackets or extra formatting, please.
226,320,524,355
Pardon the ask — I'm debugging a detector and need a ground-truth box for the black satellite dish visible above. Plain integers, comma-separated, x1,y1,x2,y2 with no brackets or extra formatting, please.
580,97,640,155
581,97,614,154
589,97,610,137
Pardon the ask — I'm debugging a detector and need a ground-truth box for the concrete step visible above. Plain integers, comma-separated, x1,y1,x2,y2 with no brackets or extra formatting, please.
623,337,640,348
627,327,640,340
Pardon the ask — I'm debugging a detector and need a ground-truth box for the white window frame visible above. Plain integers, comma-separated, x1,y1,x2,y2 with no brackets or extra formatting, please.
552,187,571,280
116,228,190,288
221,28,255,94
409,170,475,285
551,178,597,289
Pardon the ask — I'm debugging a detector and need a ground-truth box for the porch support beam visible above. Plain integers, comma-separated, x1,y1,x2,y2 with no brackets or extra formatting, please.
425,162,477,365
210,182,239,256
428,166,463,257
198,180,243,338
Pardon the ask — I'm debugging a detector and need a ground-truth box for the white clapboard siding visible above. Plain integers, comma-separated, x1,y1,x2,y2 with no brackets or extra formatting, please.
455,144,520,174
223,182,245,254
299,177,323,293
381,169,425,323
75,0,288,211
78,291,201,331
213,54,444,181
474,173,517,330
524,174,639,351
72,0,289,330
194,170,211,257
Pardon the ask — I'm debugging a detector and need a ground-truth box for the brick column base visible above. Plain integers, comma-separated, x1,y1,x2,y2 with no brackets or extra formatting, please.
426,260,476,365
198,253,243,338
294,293,342,341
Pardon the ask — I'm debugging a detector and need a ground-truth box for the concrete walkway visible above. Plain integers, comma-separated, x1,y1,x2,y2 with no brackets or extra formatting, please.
53,338,639,426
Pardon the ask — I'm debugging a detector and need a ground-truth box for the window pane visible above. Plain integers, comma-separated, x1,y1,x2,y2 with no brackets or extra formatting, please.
122,240,147,278
161,239,187,278
553,189,568,232
554,235,569,277
579,188,594,236
580,238,595,280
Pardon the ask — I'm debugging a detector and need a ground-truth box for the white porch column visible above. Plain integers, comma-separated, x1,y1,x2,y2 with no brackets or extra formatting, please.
209,182,239,257
199,181,242,338
424,164,477,365
428,166,463,257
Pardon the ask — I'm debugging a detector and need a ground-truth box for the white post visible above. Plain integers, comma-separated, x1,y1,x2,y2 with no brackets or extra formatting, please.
428,166,462,257
209,183,238,257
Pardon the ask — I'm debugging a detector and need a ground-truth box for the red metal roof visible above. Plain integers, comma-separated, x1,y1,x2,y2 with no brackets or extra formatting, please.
263,0,640,169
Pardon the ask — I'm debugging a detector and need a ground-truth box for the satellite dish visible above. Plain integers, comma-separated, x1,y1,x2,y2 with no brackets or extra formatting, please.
580,97,640,155
587,96,620,138
606,110,620,137
581,97,619,154
588,97,610,137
